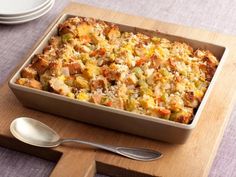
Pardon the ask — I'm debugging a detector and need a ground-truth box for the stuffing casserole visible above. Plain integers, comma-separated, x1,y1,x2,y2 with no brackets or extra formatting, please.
16,17,219,124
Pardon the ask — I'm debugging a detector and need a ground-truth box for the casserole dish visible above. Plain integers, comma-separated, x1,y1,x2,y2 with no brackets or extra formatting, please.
9,14,228,143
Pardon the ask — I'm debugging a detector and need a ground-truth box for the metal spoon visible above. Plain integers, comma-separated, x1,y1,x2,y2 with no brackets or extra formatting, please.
10,117,162,161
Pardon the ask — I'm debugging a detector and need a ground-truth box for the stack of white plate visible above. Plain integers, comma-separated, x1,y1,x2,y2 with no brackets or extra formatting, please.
0,0,54,24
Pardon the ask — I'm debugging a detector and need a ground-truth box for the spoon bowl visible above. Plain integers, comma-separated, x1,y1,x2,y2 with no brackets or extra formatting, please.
10,117,60,147
10,117,163,161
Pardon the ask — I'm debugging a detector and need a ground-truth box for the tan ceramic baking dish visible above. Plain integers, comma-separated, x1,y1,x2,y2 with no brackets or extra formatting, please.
8,14,228,143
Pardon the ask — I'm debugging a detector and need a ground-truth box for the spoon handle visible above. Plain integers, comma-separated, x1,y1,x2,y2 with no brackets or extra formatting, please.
60,138,162,161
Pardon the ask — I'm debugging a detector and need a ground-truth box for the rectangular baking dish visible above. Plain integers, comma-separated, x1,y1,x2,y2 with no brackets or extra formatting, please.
9,14,228,143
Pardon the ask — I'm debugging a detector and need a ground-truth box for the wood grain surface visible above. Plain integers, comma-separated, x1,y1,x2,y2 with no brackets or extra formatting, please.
1,2,236,177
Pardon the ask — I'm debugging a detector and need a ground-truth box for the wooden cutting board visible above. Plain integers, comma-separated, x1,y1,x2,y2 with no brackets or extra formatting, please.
1,2,236,177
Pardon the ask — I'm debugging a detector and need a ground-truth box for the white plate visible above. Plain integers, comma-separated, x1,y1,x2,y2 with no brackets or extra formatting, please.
0,0,54,24
0,0,50,16
0,0,53,21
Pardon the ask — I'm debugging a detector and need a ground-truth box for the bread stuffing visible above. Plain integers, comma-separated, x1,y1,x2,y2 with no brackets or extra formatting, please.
16,17,219,124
